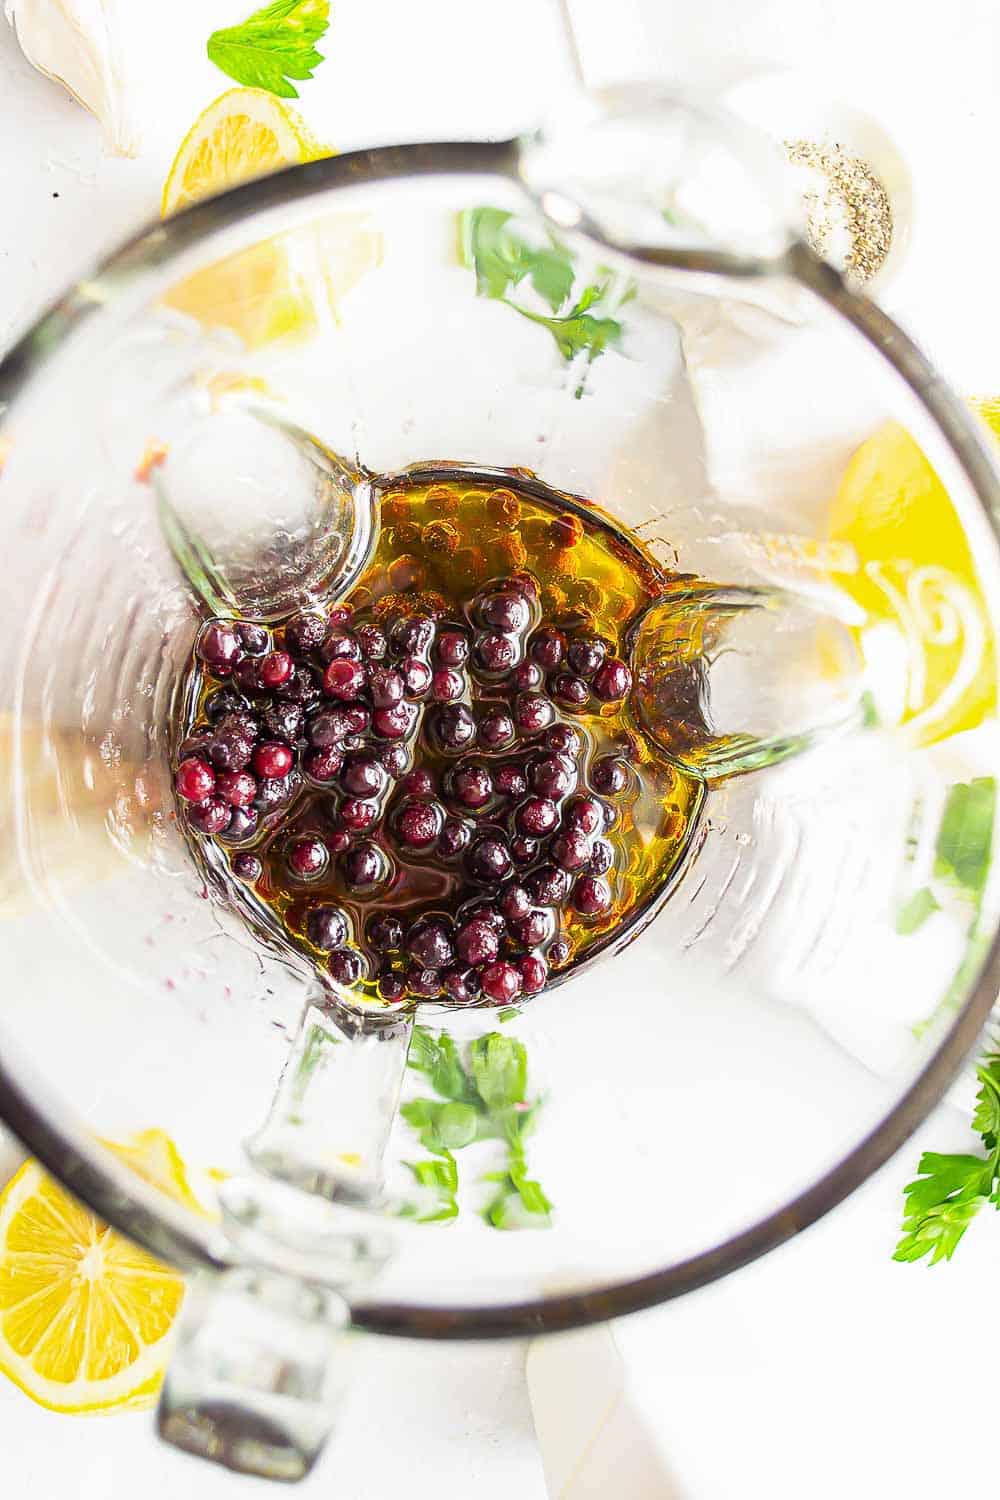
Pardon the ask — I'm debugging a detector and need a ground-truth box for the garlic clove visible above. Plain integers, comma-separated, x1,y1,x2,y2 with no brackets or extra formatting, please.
4,0,138,157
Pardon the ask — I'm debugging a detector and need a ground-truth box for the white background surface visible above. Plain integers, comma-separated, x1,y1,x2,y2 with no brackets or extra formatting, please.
2,1,999,1496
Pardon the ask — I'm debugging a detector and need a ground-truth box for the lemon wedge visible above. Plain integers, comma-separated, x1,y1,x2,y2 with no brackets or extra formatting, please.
827,418,997,745
161,87,328,217
0,1133,193,1413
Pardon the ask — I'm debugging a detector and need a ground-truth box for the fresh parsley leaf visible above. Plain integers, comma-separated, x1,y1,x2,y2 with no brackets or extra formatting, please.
458,205,633,387
469,1034,527,1111
934,777,995,903
207,0,330,99
407,1026,477,1103
458,207,574,310
895,885,940,935
895,1050,1000,1263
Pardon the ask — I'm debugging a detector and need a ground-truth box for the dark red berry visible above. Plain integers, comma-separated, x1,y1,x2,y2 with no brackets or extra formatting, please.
590,756,628,795
355,623,387,660
406,917,455,970
260,651,294,689
287,836,329,880
326,827,352,854
529,754,574,800
215,769,256,807
276,664,322,706
461,901,507,936
306,907,349,950
253,741,293,779
456,916,500,966
477,708,515,751
479,960,522,1005
549,938,571,966
310,709,352,748
566,796,604,836
514,693,555,734
443,968,480,1004
495,764,527,799
592,658,633,703
207,727,254,772
343,704,370,735
233,658,262,693
176,757,215,802
572,874,612,915
340,797,378,831
527,864,571,905
481,590,531,633
372,702,418,741
341,755,387,798
531,628,565,670
508,572,540,603
550,828,591,871
401,656,432,698
378,744,410,779
430,668,464,702
319,630,362,664
543,724,583,756
327,604,354,629
236,621,269,656
378,973,406,1002
468,836,513,884
450,764,493,810
219,805,258,843
430,703,476,751
511,660,543,691
511,909,554,948
392,615,436,656
438,818,472,859
567,637,607,679
323,658,366,700
260,701,304,743
553,673,589,709
341,841,386,891
197,620,241,673
511,834,539,865
500,884,532,923
518,955,547,994
367,913,403,952
187,797,231,834
516,797,558,837
304,746,345,782
436,630,470,667
368,666,405,708
475,632,516,675
285,612,327,654
394,798,443,851
255,774,295,812
204,686,249,722
328,948,365,985
402,767,436,797
407,965,442,998
588,839,614,875
232,852,262,881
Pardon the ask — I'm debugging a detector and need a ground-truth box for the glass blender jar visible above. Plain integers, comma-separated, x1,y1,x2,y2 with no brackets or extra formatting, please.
0,91,998,1479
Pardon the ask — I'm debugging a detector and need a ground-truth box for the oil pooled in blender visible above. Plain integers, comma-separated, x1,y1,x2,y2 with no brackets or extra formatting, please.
173,471,706,1010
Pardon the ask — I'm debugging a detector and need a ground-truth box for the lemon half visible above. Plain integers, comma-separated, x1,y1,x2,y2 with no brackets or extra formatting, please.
0,1133,194,1413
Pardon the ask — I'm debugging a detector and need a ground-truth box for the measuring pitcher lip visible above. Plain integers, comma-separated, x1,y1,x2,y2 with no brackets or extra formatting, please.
1,112,1000,1344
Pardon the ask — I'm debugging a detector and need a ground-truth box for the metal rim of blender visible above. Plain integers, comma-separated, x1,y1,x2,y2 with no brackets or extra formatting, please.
1,139,999,1337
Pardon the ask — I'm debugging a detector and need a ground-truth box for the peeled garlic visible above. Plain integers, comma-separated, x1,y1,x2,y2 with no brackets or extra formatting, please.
4,0,137,157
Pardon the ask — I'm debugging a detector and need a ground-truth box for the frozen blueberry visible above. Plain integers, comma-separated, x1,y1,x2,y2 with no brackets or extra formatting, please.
406,917,455,970
572,874,612,916
355,623,387,661
259,651,294,689
320,630,362,664
567,637,607,679
394,798,444,851
515,797,558,837
323,658,366,701
306,906,350,950
341,754,387,798
328,948,365,985
430,703,476,752
285,612,328,654
550,828,591,871
372,702,419,741
590,756,628,795
467,835,513,884
368,666,405,709
530,628,566,671
197,620,241,673
304,746,345,783
436,630,470,667
475,633,516,675
479,960,522,1005
438,817,472,859
341,841,387,891
511,660,544,692
175,757,215,802
187,797,231,834
592,658,633,703
449,764,493,810
253,741,294,779
287,836,329,880
232,852,262,881
527,864,571,906
456,916,500,967
481,590,530,634
367,913,403,952
518,956,547,995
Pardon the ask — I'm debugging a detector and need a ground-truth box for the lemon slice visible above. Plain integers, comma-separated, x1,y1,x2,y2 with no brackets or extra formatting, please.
161,87,328,218
827,418,997,745
0,1136,190,1413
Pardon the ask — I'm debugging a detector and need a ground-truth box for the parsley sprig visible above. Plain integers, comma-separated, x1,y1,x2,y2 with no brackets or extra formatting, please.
895,1051,1000,1263
398,1026,552,1229
458,206,633,395
207,0,330,99
895,777,998,1263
